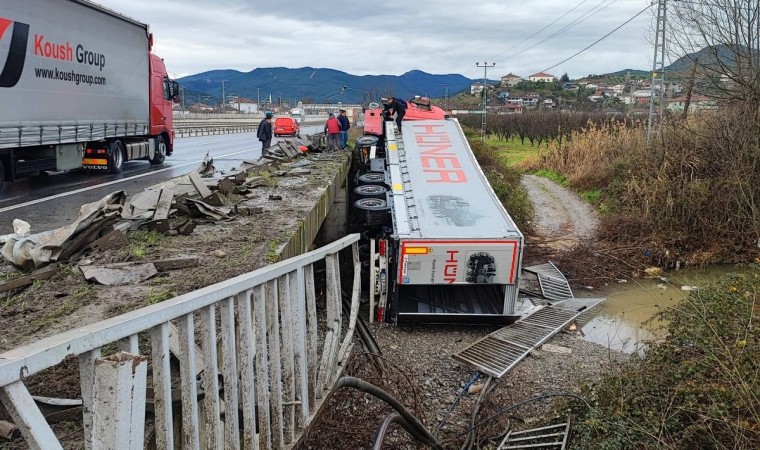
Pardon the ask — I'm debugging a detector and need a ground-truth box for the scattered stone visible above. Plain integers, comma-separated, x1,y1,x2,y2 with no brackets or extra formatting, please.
541,344,572,354
213,250,227,258
269,194,283,201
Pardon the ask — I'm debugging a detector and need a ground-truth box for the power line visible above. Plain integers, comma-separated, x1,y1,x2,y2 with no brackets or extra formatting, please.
461,0,621,78
485,0,592,62
508,0,620,65
541,3,653,73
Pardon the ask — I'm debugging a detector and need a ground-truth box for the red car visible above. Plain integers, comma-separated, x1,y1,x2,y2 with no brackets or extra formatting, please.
274,117,300,137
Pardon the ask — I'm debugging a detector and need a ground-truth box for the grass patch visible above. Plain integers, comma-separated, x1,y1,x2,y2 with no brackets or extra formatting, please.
487,136,544,167
579,189,602,203
534,169,568,185
145,288,176,305
266,239,282,263
128,229,166,259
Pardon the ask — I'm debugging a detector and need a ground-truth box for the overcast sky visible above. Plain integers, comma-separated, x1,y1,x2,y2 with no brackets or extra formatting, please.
94,0,656,80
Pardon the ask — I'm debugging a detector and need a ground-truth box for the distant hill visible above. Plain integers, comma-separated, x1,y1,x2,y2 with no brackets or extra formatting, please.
664,44,749,73
177,67,476,104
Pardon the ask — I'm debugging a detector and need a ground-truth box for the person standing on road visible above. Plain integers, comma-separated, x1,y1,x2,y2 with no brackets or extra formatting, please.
257,112,273,153
324,113,342,152
337,109,351,149
382,97,407,133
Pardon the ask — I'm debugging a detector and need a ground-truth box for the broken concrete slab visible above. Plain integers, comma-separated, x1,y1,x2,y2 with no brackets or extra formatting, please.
153,189,174,221
217,177,236,195
188,172,213,198
175,219,196,236
201,192,225,207
80,262,157,285
88,229,129,253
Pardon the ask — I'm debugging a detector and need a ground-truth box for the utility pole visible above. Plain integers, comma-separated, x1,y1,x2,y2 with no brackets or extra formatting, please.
256,88,261,110
220,80,228,111
476,62,495,141
647,0,666,143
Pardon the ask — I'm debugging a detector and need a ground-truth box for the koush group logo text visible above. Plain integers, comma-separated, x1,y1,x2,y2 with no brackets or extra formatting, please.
1,16,107,88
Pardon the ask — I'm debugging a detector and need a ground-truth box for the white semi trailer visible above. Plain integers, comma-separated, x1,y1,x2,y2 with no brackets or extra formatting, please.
352,100,524,324
0,0,179,188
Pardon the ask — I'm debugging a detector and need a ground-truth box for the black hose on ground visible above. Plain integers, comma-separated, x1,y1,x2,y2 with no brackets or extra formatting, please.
372,413,415,450
335,376,444,450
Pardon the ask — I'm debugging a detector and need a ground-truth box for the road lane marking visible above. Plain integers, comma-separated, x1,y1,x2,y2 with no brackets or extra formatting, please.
0,147,259,213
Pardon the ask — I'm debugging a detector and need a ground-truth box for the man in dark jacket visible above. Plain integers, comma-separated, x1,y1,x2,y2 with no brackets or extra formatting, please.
257,112,273,153
337,109,350,149
382,97,407,132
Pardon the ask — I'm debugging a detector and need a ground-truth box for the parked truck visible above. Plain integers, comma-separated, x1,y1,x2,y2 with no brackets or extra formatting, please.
290,107,303,124
352,98,524,324
0,0,179,188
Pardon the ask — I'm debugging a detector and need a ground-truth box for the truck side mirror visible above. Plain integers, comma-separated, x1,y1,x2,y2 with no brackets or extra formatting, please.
171,81,180,102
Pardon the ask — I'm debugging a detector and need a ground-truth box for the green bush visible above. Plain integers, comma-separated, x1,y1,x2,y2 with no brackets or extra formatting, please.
572,269,760,449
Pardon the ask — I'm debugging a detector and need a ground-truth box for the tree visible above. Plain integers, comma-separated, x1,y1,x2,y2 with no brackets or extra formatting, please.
669,1,760,116
560,73,570,83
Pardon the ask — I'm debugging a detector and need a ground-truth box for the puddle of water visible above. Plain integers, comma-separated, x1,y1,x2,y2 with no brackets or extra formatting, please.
578,265,755,353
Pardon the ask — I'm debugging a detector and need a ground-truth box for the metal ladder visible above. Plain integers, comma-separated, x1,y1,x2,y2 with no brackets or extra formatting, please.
523,261,574,302
497,421,571,449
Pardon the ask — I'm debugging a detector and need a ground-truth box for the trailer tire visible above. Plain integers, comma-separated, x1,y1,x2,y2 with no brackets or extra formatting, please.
354,197,387,211
358,172,386,186
0,159,5,194
354,198,389,227
107,140,126,174
150,136,166,165
354,184,387,200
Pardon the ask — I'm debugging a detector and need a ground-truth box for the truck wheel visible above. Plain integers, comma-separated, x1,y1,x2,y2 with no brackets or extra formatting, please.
354,185,387,200
150,136,166,165
354,198,388,227
354,198,387,211
358,172,386,186
107,140,126,174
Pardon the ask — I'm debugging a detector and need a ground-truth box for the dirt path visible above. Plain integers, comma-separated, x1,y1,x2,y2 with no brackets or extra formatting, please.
521,174,599,248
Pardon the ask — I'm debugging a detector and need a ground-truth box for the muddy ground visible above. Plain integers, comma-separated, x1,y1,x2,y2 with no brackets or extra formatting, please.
0,148,615,449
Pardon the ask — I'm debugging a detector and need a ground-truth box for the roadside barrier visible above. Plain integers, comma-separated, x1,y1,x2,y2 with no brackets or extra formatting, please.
0,234,361,449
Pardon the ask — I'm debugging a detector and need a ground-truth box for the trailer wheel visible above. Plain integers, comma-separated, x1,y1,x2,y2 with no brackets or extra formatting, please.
0,159,5,194
358,172,386,186
107,140,126,174
354,184,387,200
354,198,389,227
354,197,387,211
150,136,166,165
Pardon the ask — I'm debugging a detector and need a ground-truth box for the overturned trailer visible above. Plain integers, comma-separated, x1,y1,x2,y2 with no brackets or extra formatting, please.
352,100,524,324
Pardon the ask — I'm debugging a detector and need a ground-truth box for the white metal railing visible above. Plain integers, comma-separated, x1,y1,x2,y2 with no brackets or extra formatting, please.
0,234,361,450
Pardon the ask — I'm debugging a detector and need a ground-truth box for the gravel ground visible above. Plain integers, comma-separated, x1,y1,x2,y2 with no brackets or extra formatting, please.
301,324,625,449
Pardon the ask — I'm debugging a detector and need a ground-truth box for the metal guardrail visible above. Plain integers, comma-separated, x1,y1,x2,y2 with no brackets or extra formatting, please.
173,119,259,137
0,233,362,449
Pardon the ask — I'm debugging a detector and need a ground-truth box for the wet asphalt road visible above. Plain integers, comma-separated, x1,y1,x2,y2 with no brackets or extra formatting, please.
0,127,319,232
